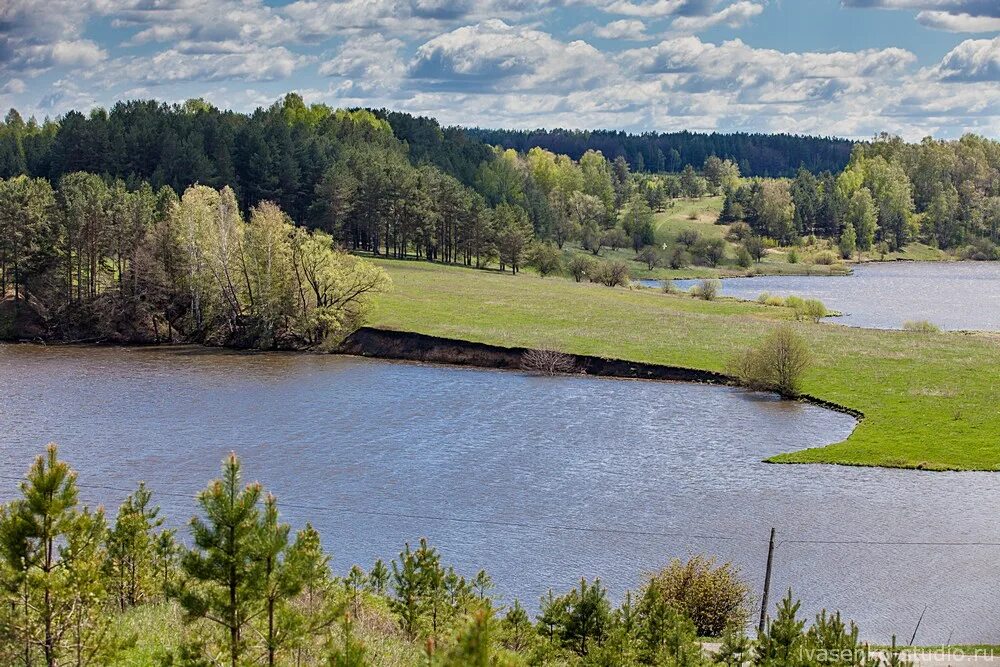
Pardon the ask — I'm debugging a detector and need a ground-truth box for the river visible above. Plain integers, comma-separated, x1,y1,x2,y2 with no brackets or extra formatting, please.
648,261,1000,330
2,344,998,642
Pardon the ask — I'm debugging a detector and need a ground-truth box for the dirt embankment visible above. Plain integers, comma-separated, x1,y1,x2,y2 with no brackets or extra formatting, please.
341,327,726,384
338,327,864,421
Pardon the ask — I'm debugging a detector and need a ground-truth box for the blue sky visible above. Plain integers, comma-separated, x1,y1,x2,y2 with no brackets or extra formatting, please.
0,0,997,139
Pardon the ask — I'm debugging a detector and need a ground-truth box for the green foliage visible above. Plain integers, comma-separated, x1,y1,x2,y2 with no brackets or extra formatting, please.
728,326,813,397
568,254,595,282
641,556,751,638
902,320,940,333
589,260,631,288
692,279,721,301
0,444,122,666
530,243,564,277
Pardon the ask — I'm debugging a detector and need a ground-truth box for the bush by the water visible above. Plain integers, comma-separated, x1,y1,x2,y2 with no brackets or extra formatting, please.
903,320,941,333
728,326,813,397
692,279,721,301
589,260,631,287
521,348,577,375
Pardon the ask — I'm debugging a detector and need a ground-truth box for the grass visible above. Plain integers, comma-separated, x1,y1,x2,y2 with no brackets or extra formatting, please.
370,259,1000,471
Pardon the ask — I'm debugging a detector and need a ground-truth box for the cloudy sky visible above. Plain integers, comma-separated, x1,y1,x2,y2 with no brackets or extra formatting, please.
1,0,997,139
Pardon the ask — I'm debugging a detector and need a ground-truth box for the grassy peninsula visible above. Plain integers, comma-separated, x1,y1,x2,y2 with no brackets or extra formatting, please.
371,259,1000,471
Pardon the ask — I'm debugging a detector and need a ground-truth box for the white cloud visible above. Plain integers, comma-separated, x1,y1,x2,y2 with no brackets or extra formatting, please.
319,34,407,91
671,2,764,32
574,19,652,40
594,0,716,18
2,78,27,95
916,11,1000,32
932,37,1000,81
101,47,307,85
410,19,616,92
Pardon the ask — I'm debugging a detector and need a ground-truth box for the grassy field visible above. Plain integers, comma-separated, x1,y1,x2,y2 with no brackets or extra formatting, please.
370,259,1000,471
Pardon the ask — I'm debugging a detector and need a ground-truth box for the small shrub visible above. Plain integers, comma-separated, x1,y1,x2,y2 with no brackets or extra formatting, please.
692,279,720,301
521,348,577,375
903,320,940,333
529,243,563,277
726,222,752,243
787,249,799,264
676,229,702,248
589,260,631,287
802,299,827,323
662,279,676,294
784,295,805,315
811,251,837,266
641,556,752,638
668,246,690,269
961,238,998,261
601,227,630,252
636,246,662,270
568,255,594,282
728,326,812,397
735,246,753,268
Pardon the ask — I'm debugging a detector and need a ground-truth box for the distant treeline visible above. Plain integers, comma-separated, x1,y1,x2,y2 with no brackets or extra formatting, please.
466,127,855,177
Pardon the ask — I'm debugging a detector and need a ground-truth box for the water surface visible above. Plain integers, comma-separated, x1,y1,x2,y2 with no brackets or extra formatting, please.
2,345,998,642
649,261,1000,330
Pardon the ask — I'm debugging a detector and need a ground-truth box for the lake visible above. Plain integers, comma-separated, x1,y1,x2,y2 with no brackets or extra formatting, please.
648,261,1000,330
2,345,999,643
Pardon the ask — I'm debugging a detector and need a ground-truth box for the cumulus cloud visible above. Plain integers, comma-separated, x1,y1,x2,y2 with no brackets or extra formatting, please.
843,0,1000,32
318,34,407,92
573,19,652,40
916,11,1000,32
933,37,1000,81
592,0,718,18
671,1,764,31
410,19,615,92
102,47,308,85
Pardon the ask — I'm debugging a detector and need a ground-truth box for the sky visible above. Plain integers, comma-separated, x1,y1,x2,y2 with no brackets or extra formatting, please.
0,0,997,140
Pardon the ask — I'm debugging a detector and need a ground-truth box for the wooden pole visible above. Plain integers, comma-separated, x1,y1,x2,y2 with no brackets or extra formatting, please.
758,527,776,635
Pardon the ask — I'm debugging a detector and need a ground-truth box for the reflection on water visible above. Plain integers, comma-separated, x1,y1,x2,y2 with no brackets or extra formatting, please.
1,344,998,642
646,261,1000,330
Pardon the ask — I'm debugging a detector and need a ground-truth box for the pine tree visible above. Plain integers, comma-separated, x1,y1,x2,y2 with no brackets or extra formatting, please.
563,578,611,656
177,453,264,667
367,559,389,594
326,612,368,667
756,590,808,667
106,481,163,610
0,444,117,667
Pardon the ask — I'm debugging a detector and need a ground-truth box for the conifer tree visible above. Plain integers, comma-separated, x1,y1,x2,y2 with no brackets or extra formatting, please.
367,559,389,594
0,444,117,667
563,578,611,656
177,453,264,667
756,590,809,667
106,481,162,610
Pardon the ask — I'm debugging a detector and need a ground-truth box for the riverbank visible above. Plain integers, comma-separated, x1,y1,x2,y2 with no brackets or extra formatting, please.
369,258,1000,471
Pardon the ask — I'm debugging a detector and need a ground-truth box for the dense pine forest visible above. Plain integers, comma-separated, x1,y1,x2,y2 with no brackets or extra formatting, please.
466,128,855,178
0,94,998,346
0,444,915,667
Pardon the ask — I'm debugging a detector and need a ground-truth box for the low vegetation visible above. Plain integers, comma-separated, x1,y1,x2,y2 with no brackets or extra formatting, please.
728,327,813,398
371,259,1000,470
0,446,914,666
902,320,941,333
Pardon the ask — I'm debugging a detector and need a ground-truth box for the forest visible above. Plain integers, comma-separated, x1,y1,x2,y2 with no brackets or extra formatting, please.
1,95,998,347
0,444,915,667
465,128,855,178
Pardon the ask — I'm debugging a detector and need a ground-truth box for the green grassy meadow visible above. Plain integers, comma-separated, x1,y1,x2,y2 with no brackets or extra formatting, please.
370,259,1000,471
